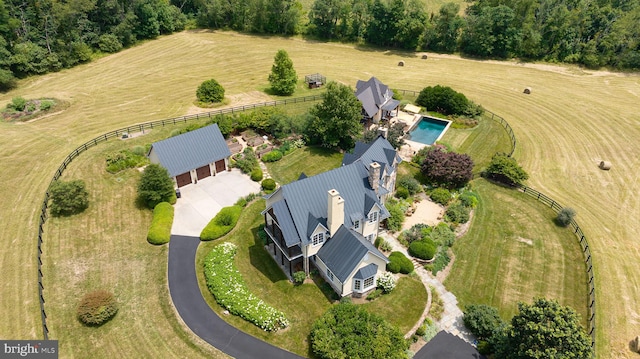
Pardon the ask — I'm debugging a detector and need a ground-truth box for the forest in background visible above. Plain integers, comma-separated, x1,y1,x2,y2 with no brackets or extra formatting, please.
1,0,639,91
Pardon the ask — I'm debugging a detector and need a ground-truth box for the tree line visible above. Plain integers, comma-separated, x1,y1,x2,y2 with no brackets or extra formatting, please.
1,0,639,90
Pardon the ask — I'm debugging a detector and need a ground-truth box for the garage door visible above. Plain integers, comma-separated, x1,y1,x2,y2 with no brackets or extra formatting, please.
196,165,211,180
176,172,192,188
215,159,226,173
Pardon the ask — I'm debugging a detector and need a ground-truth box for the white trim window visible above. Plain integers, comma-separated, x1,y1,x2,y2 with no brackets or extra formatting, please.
354,279,362,291
354,276,376,292
327,268,334,281
363,276,375,290
354,220,360,230
368,211,378,223
312,232,325,246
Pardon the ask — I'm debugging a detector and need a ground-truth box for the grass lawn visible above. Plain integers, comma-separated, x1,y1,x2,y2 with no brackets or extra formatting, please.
265,146,344,185
362,276,427,334
1,30,639,358
445,179,588,326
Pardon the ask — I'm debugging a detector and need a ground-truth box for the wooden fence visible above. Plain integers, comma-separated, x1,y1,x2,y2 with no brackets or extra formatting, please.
35,94,323,339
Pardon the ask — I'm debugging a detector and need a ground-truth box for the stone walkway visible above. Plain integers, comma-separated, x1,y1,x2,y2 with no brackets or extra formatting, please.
378,231,477,345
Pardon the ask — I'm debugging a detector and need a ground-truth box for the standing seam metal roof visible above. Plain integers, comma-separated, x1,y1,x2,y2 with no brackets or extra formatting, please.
149,124,231,177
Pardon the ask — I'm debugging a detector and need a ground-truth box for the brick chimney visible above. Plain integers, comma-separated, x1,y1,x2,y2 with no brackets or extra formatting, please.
327,189,344,237
368,162,381,194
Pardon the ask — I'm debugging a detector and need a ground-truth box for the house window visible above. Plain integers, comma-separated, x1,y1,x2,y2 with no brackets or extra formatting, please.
326,268,334,281
354,279,362,291
354,220,360,230
368,211,378,223
313,232,325,246
363,276,375,290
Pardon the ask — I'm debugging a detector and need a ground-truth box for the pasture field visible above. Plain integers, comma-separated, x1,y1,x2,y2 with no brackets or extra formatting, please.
0,30,638,358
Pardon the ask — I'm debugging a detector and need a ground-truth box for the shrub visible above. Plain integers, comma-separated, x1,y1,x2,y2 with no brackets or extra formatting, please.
261,150,283,162
459,190,478,208
377,271,397,293
196,79,225,103
386,202,405,232
431,249,451,275
366,288,383,300
310,303,408,359
415,85,482,117
395,186,409,199
484,153,529,186
374,236,383,248
463,304,505,340
445,203,470,224
98,34,123,53
234,148,258,174
380,240,393,252
421,148,474,189
261,178,276,191
401,223,431,245
250,167,263,181
49,179,89,216
138,164,175,209
422,318,439,342
293,271,306,285
387,251,414,274
398,176,421,195
415,324,427,337
0,69,17,92
106,149,149,173
8,96,27,111
200,205,243,241
147,202,174,245
477,340,493,355
235,197,248,207
430,187,452,205
39,100,54,111
556,207,576,227
204,243,289,331
26,102,36,112
431,223,455,247
408,239,437,260
77,290,118,326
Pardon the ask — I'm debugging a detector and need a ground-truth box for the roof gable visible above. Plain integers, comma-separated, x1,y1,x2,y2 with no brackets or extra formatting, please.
150,124,231,177
355,77,395,117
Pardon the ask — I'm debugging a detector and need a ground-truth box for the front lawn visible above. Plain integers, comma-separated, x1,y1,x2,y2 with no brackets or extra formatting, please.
265,146,343,185
362,276,427,334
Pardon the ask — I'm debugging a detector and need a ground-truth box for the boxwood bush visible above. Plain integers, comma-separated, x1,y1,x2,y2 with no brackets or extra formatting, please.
204,242,289,331
200,205,242,240
250,167,263,181
261,150,283,162
408,239,437,260
261,178,276,191
430,187,452,205
147,202,174,245
386,251,414,274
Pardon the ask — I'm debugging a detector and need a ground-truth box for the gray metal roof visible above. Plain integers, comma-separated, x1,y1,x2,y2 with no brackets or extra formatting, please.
355,77,396,118
382,98,401,111
316,226,387,282
149,124,231,177
342,136,401,169
271,200,300,248
353,263,378,280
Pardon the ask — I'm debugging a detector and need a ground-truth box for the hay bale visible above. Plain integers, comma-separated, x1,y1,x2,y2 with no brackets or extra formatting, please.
398,60,405,67
599,161,611,170
421,54,428,60
633,336,640,352
523,87,532,94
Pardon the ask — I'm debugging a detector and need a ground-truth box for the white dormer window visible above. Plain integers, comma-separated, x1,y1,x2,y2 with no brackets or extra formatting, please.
368,211,378,223
354,220,360,230
313,232,325,246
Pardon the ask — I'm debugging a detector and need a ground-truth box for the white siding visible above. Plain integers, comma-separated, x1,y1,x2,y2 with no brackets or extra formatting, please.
342,253,387,297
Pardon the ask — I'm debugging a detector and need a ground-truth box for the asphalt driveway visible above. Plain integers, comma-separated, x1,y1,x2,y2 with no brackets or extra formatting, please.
171,169,261,237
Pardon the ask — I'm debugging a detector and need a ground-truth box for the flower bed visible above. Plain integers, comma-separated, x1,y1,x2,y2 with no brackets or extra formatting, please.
203,242,289,331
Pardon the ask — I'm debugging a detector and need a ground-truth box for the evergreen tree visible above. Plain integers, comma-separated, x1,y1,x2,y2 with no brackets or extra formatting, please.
268,49,297,96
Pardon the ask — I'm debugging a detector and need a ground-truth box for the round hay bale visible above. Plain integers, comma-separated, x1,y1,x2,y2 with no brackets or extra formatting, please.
633,336,640,353
599,161,611,170
398,60,405,67
421,54,428,60
523,87,531,94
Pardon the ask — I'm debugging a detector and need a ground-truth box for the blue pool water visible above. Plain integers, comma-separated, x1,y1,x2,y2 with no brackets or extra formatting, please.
408,117,450,145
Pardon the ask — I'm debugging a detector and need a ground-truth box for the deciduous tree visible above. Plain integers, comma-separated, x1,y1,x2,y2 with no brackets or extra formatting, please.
420,147,474,188
138,164,175,209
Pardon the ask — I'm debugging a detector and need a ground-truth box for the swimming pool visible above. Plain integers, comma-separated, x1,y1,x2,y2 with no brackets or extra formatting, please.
407,116,451,145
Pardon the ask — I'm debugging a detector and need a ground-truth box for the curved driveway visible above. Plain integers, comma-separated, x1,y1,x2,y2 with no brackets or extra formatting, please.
168,235,303,359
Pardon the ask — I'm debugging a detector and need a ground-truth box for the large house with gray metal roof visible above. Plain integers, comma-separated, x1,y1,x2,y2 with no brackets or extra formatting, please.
355,77,401,124
148,124,231,188
262,136,401,297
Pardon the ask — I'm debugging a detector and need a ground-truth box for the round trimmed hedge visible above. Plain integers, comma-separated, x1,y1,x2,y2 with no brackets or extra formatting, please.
261,178,276,191
250,167,263,181
409,239,437,260
386,251,414,274
77,290,118,326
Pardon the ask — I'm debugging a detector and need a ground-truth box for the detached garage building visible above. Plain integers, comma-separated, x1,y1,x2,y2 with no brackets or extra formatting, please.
148,124,232,188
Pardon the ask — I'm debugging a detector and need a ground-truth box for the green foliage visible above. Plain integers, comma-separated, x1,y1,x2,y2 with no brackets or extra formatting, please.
395,186,409,199
430,187,452,205
493,298,592,358
8,96,27,111
377,271,397,293
415,324,426,337
138,164,175,209
484,154,529,186
310,303,409,359
463,304,505,341
431,223,455,247
400,223,431,245
293,271,306,285
250,167,264,181
386,202,405,232
387,252,414,274
0,69,17,92
268,49,297,96
374,236,383,248
39,100,53,111
430,249,451,275
380,240,393,252
98,34,123,53
261,178,276,191
416,86,482,117
421,318,439,342
445,203,470,224
147,202,174,245
196,79,225,103
234,148,259,174
408,239,437,260
106,149,149,173
200,206,243,241
459,190,479,208
77,290,118,326
366,288,383,300
398,176,421,195
420,147,474,189
261,150,283,162
204,242,289,331
556,207,576,227
306,81,363,150
49,179,89,217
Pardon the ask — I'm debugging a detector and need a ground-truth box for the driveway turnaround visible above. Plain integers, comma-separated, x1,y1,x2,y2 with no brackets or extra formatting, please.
172,169,261,237
168,235,304,359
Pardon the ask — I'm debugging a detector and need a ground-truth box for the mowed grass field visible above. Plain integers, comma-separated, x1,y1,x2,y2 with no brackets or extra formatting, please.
0,30,638,358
